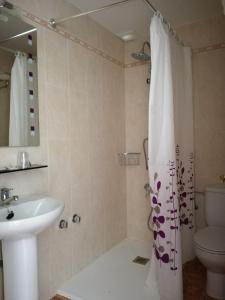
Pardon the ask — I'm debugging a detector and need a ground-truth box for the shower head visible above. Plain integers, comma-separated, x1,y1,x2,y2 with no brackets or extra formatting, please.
0,0,13,9
131,41,150,62
131,51,150,61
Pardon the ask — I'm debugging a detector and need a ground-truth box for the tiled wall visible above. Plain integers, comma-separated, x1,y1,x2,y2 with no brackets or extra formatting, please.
124,40,152,241
0,0,126,299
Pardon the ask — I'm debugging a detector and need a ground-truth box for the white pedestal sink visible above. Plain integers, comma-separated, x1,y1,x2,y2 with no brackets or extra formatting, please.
0,194,64,300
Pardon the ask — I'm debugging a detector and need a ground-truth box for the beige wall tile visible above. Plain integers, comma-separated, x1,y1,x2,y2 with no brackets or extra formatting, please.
63,14,124,63
124,59,151,242
193,48,225,191
49,226,73,294
177,16,225,49
45,30,68,88
46,86,70,140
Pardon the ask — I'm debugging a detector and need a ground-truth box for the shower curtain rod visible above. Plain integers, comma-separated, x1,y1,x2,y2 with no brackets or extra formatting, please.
48,0,184,46
143,0,184,45
0,28,36,44
49,0,157,28
142,0,156,13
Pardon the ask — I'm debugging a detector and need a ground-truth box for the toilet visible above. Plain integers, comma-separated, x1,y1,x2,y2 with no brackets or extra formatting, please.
194,185,225,300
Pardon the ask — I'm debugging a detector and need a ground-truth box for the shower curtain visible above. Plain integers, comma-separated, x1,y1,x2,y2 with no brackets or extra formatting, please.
9,52,29,146
146,14,194,300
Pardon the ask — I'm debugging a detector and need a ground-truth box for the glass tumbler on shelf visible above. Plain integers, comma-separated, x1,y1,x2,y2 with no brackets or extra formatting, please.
17,151,31,169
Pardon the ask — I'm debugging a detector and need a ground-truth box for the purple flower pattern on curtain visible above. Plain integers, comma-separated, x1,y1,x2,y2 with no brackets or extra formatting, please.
176,145,194,229
150,146,194,272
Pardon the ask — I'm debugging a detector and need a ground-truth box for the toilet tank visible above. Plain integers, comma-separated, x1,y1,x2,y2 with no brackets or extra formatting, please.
205,185,225,227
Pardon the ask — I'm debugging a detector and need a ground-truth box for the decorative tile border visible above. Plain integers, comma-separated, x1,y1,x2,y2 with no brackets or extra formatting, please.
21,10,124,68
124,61,149,68
193,42,225,54
19,8,225,69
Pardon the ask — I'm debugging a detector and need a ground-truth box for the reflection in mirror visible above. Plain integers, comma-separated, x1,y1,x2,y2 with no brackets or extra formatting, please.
0,6,39,147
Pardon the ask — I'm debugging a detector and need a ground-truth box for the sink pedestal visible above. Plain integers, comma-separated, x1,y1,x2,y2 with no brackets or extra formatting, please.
0,195,64,299
2,236,38,300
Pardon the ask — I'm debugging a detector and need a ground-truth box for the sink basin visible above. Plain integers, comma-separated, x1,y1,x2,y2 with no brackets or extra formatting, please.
0,194,64,300
0,194,64,239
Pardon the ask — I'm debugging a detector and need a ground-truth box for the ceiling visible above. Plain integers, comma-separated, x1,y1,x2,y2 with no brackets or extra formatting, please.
67,0,223,41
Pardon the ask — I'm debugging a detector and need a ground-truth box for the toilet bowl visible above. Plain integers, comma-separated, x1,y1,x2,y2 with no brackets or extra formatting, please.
194,185,225,300
194,227,225,300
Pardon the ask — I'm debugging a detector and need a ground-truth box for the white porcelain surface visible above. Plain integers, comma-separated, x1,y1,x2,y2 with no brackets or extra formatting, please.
195,239,225,300
0,194,64,239
194,242,225,273
206,185,225,193
207,271,225,300
2,237,38,300
194,226,225,253
58,239,159,300
194,186,225,300
205,185,225,226
0,194,64,300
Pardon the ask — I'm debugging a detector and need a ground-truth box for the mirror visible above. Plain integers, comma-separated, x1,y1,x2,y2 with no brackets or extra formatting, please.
0,7,39,147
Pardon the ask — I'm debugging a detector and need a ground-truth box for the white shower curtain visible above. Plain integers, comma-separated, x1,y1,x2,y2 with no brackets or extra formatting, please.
9,52,29,146
146,14,194,300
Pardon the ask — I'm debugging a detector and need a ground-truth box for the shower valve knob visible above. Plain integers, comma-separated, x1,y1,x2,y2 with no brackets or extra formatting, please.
219,175,225,183
59,219,68,229
72,214,81,224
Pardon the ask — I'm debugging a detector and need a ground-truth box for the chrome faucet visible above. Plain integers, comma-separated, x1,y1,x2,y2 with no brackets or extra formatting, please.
0,188,18,205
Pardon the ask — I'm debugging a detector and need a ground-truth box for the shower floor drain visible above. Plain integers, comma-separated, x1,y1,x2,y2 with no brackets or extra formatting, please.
132,256,150,265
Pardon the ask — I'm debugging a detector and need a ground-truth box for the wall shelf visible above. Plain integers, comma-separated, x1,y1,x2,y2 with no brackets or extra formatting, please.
118,152,141,166
0,164,48,174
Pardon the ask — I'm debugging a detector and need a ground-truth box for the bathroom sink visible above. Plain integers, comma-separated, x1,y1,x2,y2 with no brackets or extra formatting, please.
0,194,64,239
0,194,64,300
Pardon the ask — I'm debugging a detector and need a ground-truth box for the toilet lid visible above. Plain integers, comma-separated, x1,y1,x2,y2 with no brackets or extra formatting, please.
194,227,225,253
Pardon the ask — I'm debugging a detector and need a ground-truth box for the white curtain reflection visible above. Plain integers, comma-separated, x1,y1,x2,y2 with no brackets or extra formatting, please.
9,52,28,146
